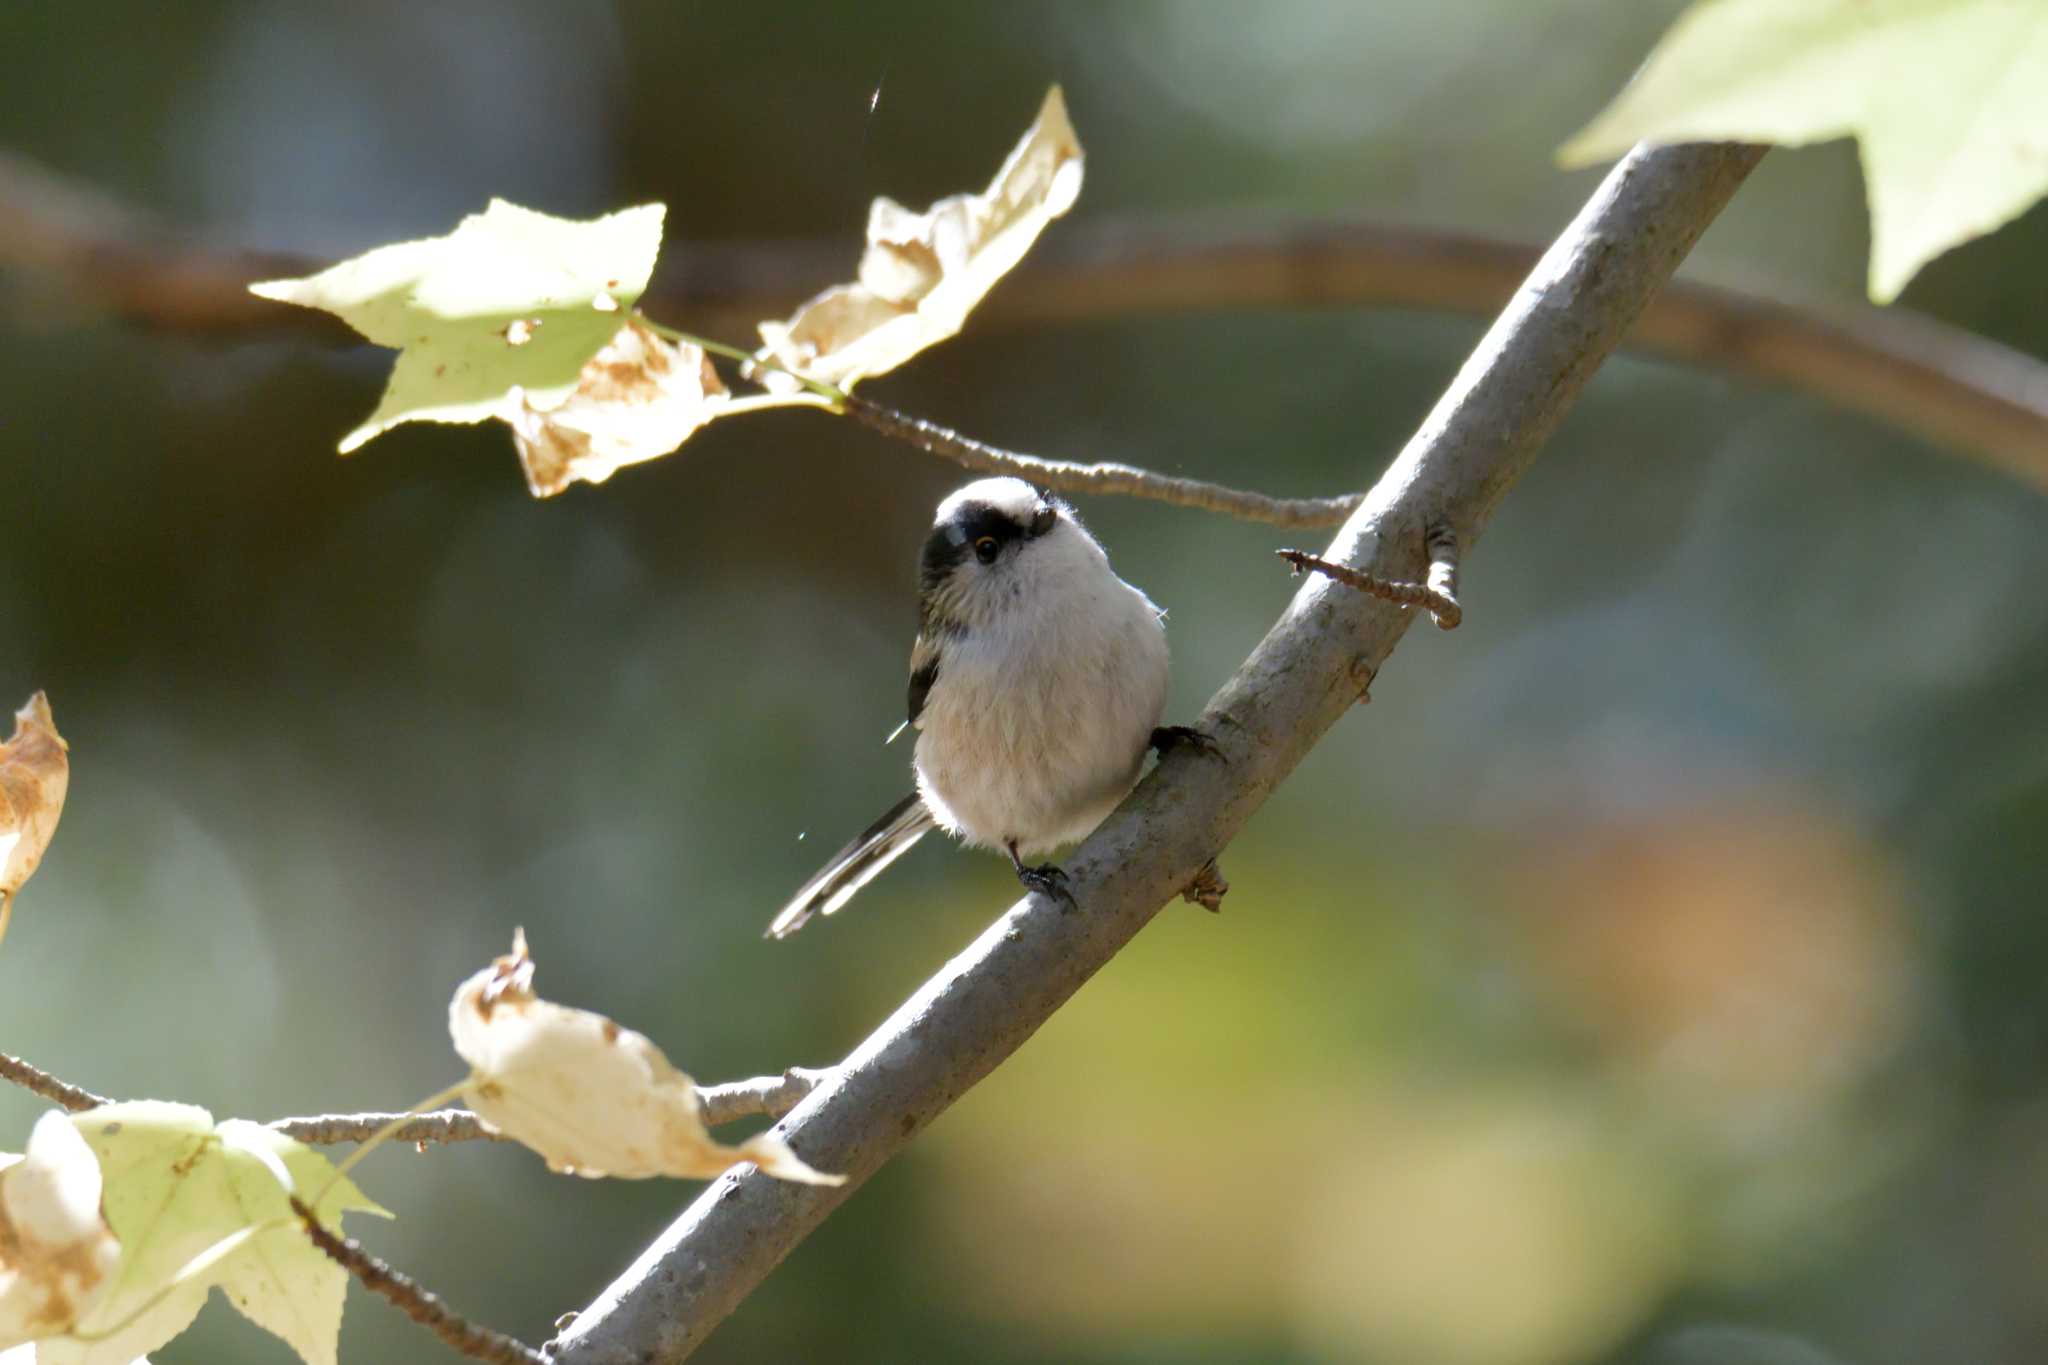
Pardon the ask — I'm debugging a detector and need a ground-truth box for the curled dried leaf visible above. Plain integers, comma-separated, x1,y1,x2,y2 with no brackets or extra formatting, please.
0,1112,120,1351
0,694,70,948
756,86,1083,389
509,319,731,497
449,932,844,1185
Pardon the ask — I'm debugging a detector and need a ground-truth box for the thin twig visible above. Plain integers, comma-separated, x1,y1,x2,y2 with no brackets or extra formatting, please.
546,141,1770,1365
1425,523,1462,629
841,395,1361,529
0,1052,110,1112
265,1070,831,1146
1275,548,1462,629
698,1068,832,1127
1180,860,1229,913
288,1195,547,1365
268,1109,502,1146
3,148,2043,492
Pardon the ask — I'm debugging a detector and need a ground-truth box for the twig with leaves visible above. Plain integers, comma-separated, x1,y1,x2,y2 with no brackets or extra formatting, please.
0,943,841,1365
8,150,2048,494
265,1067,830,1146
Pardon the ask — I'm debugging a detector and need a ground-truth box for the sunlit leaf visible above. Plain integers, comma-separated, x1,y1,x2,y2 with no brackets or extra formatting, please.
250,200,667,451
0,692,69,948
1560,0,2048,301
508,319,730,497
450,931,843,1185
37,1104,387,1365
0,1114,120,1351
756,86,1083,387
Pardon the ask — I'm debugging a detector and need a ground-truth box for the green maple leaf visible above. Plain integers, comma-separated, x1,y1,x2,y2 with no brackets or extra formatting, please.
38,1103,388,1365
251,199,666,451
1560,0,2048,301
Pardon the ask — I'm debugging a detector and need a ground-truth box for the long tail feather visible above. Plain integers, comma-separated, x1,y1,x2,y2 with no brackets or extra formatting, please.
765,793,935,939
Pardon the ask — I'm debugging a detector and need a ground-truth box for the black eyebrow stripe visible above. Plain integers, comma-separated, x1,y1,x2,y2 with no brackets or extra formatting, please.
957,508,1024,542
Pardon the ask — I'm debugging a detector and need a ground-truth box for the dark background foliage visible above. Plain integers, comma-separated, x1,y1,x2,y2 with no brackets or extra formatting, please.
4,3,2046,1362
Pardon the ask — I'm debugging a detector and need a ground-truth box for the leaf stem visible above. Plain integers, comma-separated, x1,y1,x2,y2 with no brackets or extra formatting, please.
309,1079,470,1213
638,317,850,405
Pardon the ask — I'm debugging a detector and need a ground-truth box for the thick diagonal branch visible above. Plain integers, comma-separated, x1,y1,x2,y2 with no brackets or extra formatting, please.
545,140,1767,1364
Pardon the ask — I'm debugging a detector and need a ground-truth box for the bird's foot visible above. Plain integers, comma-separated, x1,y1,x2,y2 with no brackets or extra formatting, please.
1011,871,1073,912
1151,725,1224,760
1006,840,1077,910
1016,861,1075,910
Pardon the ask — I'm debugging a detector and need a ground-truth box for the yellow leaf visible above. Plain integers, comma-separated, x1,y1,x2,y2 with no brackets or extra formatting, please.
756,86,1083,388
0,1114,121,1351
0,693,70,948
1560,0,2048,301
42,1104,386,1365
249,200,669,453
449,931,843,1185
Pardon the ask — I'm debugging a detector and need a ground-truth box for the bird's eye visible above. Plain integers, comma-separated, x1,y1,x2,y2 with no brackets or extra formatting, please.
973,536,1001,563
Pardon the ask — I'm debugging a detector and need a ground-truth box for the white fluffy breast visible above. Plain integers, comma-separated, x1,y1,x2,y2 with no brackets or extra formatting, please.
913,523,1169,858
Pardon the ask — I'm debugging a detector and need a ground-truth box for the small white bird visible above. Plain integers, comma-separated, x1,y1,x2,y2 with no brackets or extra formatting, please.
767,477,1203,938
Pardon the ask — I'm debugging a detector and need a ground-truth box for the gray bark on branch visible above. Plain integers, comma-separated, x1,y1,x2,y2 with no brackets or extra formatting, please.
543,140,1768,1364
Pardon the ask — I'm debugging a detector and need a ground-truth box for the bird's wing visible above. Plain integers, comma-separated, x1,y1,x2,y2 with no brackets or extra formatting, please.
765,792,936,939
906,634,941,729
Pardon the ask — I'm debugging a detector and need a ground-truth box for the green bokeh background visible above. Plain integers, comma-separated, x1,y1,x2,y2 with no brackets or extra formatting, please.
4,3,2047,1363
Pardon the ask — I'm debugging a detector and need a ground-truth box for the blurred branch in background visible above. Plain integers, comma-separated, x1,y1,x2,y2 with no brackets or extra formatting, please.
4,147,2044,494
545,140,1768,1364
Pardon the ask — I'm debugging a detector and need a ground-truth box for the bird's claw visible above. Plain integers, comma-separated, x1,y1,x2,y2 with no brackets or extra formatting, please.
1151,725,1224,761
1017,862,1076,910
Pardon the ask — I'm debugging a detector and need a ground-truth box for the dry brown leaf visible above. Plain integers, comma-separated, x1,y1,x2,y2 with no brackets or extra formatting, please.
756,86,1083,389
0,1112,121,1351
508,318,731,497
0,694,69,948
448,931,843,1185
